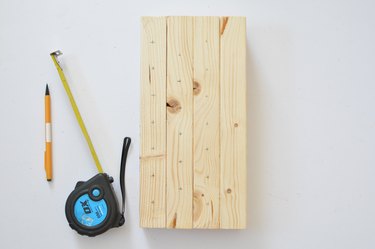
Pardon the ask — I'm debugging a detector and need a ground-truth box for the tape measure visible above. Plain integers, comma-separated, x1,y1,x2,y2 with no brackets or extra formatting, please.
50,51,131,237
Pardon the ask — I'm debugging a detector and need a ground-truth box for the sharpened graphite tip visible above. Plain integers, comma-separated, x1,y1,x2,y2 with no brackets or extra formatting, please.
45,84,50,96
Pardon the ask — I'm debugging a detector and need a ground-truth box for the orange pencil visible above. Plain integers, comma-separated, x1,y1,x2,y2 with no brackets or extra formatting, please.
44,84,52,181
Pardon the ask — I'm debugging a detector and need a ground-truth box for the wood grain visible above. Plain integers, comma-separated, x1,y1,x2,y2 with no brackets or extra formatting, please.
193,16,220,228
140,17,167,228
140,16,246,229
166,16,194,229
219,16,247,229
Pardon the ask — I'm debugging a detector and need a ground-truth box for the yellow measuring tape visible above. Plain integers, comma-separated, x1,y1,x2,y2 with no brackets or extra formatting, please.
50,51,104,173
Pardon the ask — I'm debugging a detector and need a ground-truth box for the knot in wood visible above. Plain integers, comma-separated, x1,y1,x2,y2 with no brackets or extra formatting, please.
167,98,181,113
193,81,201,95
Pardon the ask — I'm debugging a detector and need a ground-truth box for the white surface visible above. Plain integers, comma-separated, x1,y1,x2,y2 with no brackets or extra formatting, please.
0,0,374,248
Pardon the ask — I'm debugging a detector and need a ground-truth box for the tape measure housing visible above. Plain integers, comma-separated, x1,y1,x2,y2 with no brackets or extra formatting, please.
65,173,123,237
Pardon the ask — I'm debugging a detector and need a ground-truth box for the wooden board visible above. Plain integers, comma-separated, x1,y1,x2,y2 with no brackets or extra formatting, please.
166,16,194,229
193,17,220,228
140,16,246,229
219,17,247,229
140,17,167,228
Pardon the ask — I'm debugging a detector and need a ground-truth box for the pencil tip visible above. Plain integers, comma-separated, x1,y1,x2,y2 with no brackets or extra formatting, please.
45,84,50,95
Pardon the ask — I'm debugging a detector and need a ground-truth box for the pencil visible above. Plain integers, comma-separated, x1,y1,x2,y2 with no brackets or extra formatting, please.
44,84,52,181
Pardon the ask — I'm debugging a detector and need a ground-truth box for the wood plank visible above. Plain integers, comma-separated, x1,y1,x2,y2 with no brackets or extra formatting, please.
166,16,194,229
193,16,220,228
140,17,167,228
219,16,247,229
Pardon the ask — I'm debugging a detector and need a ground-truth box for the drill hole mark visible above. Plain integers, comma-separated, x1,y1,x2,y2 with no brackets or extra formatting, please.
234,123,239,128
227,188,232,194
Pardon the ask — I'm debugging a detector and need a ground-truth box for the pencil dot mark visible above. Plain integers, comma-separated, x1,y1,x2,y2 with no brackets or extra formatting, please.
151,120,155,124
179,187,182,191
151,200,155,204
151,147,155,150
151,174,155,177
177,79,181,83
178,160,182,163
205,147,209,151
179,132,182,136
205,68,209,71
201,193,205,197
206,122,209,126
227,188,232,194
152,66,155,70
150,40,155,44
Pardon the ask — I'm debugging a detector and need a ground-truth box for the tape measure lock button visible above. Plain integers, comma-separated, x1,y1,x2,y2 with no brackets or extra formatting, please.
88,185,104,201
92,188,100,197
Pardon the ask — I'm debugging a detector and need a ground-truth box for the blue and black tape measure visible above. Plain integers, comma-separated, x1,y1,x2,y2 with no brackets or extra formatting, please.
65,137,131,237
51,51,132,237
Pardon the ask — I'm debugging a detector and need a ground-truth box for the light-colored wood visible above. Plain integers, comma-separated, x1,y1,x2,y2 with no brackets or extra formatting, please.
193,16,220,228
140,16,246,229
140,17,167,228
166,16,194,229
219,16,247,229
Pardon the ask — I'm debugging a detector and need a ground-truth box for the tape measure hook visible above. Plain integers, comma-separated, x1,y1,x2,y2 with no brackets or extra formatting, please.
50,50,63,67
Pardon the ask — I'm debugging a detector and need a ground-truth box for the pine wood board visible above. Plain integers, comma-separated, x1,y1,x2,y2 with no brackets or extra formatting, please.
140,16,246,229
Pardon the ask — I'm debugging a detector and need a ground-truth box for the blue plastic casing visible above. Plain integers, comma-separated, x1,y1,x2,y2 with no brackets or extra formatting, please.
65,173,123,237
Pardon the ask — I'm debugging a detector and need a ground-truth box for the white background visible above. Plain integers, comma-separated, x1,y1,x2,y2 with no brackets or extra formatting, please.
0,0,374,248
